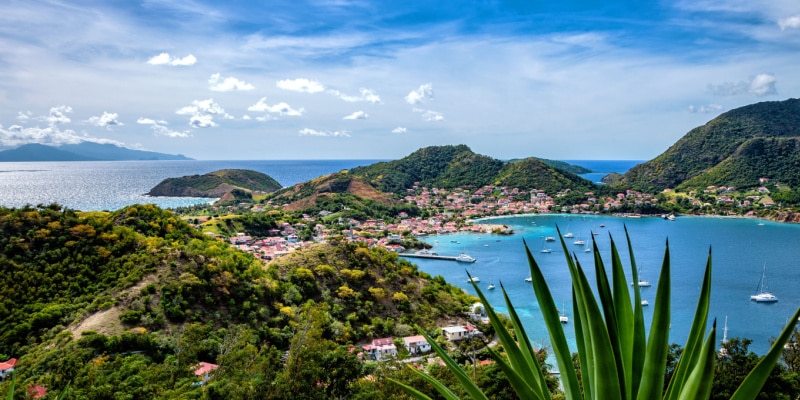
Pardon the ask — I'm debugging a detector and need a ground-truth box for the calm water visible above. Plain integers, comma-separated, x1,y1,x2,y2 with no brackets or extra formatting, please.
0,160,382,211
0,160,796,357
411,214,800,357
565,159,644,183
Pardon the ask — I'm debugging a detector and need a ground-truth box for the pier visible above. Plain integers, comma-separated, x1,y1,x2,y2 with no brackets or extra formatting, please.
399,252,476,263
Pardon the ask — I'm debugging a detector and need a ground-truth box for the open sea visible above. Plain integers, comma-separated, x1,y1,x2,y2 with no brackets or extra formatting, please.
0,159,796,357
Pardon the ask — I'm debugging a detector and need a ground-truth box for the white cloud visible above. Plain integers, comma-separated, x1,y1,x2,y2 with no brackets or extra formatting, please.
749,73,777,96
298,128,350,137
86,111,123,128
343,111,368,120
392,127,407,134
778,15,800,30
247,97,304,117
405,83,434,105
46,105,72,125
413,108,444,121
208,73,255,92
147,52,197,66
137,117,189,137
707,73,777,97
276,78,325,93
16,111,33,122
688,104,723,113
0,124,124,147
176,98,233,128
330,88,382,103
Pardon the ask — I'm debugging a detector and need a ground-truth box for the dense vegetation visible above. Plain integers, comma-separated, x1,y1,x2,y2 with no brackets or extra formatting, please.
147,169,282,197
350,145,596,195
0,204,477,398
607,98,800,192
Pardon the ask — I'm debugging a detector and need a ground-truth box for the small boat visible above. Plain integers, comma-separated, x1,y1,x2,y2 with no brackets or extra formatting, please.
563,232,574,238
524,277,532,282
416,249,438,256
573,239,585,246
456,253,477,263
487,280,496,290
541,248,553,253
599,223,606,228
559,301,569,324
750,263,778,302
667,214,676,221
641,300,649,306
545,236,556,242
467,276,480,283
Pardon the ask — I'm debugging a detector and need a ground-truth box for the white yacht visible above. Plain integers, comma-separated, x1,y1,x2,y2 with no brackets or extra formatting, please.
455,253,477,263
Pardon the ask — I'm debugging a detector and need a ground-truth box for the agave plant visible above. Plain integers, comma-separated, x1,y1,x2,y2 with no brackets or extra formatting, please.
391,226,800,399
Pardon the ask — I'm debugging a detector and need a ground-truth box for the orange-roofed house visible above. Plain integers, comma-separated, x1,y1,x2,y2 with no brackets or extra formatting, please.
193,361,218,384
0,358,17,379
28,385,47,399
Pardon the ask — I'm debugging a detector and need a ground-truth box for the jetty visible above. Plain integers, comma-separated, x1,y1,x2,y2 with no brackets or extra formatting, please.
399,251,476,263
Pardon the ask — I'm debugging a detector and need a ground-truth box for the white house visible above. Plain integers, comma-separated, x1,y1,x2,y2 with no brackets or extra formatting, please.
403,335,431,355
361,337,397,361
442,326,470,342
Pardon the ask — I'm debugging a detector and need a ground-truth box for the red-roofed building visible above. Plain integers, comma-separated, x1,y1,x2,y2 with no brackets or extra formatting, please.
193,361,218,384
0,358,17,379
361,337,397,361
28,385,47,399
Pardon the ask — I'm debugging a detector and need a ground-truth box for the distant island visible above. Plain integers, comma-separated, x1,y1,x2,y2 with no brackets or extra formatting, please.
0,142,192,161
147,169,282,201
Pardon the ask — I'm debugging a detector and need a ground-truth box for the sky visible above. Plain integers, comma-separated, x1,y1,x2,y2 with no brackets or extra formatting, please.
0,1,798,161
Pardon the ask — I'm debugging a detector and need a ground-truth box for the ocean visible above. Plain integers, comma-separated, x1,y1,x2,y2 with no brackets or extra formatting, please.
0,159,795,357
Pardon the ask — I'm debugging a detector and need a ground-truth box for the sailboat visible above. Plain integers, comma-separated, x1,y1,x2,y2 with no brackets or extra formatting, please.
718,316,729,357
750,263,778,302
487,279,495,290
540,237,553,253
559,301,569,324
631,266,651,287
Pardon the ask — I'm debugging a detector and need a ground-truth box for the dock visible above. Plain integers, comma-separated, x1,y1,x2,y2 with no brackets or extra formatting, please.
399,252,476,263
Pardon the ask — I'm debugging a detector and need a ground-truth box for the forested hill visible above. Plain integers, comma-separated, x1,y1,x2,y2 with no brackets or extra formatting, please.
606,98,800,192
0,204,475,397
350,144,596,194
147,169,282,198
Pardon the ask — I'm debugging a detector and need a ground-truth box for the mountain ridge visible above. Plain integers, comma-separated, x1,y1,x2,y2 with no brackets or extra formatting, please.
0,142,192,161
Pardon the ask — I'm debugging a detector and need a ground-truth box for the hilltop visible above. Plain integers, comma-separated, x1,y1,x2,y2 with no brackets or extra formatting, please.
349,144,597,195
147,169,282,199
606,98,800,192
0,142,192,161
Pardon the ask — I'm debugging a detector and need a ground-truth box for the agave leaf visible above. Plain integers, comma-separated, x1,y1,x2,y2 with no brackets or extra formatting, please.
524,236,583,399
467,273,546,398
609,233,636,400
624,226,647,397
676,321,717,400
486,346,545,400
6,377,14,400
56,382,71,400
592,237,627,398
665,248,713,400
402,326,489,400
730,306,800,400
636,240,671,400
389,368,455,400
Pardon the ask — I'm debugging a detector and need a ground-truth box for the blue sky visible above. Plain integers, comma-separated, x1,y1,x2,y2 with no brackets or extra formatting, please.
0,0,798,160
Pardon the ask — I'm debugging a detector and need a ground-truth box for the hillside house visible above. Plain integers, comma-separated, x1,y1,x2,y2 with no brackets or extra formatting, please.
193,361,218,385
403,335,432,355
361,337,397,361
0,358,16,379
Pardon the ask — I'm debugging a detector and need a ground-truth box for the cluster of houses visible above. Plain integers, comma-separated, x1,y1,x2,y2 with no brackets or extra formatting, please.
359,323,482,361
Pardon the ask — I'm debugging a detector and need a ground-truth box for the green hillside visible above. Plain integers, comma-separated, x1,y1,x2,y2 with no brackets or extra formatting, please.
350,144,595,195
147,169,282,197
0,204,475,398
607,98,800,192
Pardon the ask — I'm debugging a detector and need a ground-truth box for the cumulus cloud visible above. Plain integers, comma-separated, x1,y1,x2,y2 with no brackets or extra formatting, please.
137,117,189,138
147,52,197,66
413,108,444,121
16,111,33,122
688,104,723,113
0,124,123,147
405,83,434,105
86,111,123,128
778,15,800,30
392,127,407,134
176,98,233,128
343,111,368,120
46,105,72,125
247,97,304,117
330,88,382,103
298,128,350,137
708,73,777,97
276,78,325,93
208,73,255,92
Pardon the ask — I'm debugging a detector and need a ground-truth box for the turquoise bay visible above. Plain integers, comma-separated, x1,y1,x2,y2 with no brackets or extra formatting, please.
410,214,800,356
